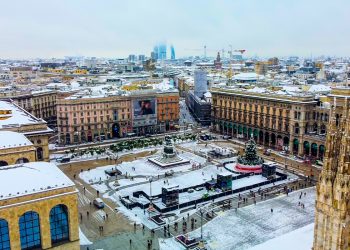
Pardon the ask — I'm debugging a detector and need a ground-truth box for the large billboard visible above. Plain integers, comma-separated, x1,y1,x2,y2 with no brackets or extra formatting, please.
133,99,156,118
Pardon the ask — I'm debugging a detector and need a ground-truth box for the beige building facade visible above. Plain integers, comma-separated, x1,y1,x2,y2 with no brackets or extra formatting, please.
0,162,79,250
211,87,327,160
0,100,52,162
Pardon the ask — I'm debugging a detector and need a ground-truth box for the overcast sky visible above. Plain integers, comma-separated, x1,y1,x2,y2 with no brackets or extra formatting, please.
0,0,349,59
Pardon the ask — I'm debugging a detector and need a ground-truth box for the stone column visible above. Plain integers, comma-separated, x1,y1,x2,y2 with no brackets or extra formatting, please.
39,204,52,249
68,198,79,242
9,213,21,250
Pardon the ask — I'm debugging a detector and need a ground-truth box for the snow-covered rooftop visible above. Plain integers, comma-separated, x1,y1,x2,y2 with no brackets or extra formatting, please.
0,162,75,201
0,131,33,149
0,101,43,129
308,84,332,93
234,72,264,81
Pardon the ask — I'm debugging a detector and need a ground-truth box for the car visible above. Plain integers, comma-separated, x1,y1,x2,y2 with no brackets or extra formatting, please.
195,187,204,191
200,135,208,141
93,198,105,209
187,188,194,193
315,160,323,166
223,135,232,140
56,157,70,163
264,149,272,156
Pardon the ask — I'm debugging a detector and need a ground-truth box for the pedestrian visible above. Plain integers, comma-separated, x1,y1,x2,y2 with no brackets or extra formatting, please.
103,215,105,221
74,174,76,179
97,190,100,197
89,201,92,207
106,213,108,219
142,224,145,230
271,208,273,213
80,213,82,221
134,222,136,229
87,211,89,217
129,239,132,245
83,187,86,194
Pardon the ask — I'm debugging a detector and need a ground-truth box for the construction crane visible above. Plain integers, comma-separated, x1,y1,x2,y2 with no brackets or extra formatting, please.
234,49,246,56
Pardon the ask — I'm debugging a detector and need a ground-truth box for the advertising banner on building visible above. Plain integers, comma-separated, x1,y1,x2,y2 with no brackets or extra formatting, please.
133,99,156,118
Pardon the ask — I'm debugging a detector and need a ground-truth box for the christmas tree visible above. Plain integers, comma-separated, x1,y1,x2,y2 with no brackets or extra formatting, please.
237,135,264,165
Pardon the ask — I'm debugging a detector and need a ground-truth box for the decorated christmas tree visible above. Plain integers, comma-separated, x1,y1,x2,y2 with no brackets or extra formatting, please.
237,135,264,165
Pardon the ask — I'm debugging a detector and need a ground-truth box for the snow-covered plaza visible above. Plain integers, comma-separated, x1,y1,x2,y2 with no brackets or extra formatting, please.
159,187,315,250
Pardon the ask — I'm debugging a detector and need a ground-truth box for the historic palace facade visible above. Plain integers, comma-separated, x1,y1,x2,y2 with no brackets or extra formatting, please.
211,87,328,160
0,100,52,163
57,90,179,144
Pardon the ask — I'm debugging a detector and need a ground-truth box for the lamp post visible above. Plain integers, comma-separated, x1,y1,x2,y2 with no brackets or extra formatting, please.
283,146,289,169
148,177,153,219
200,208,203,240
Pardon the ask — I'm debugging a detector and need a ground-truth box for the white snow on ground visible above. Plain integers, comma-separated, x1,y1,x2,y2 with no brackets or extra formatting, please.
180,152,207,164
79,151,207,184
248,223,314,250
52,146,162,164
159,237,186,250
79,165,113,183
112,165,238,197
107,172,297,231
172,187,316,250
117,178,147,186
91,182,110,194
79,228,92,245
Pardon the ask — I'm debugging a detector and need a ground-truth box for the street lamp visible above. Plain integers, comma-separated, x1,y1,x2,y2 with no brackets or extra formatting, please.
283,146,289,169
199,208,204,240
148,177,153,219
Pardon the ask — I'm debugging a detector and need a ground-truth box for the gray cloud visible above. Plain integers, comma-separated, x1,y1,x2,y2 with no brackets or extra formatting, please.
0,0,349,58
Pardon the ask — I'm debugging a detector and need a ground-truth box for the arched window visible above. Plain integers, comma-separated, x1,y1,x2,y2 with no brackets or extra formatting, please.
19,211,41,250
36,147,43,161
50,205,69,244
0,161,8,167
0,219,10,250
15,158,29,164
294,123,300,134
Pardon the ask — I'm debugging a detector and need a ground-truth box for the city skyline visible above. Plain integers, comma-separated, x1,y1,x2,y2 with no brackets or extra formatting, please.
0,0,349,59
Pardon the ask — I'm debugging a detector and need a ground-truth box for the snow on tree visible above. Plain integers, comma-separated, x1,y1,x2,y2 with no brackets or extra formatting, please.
237,135,264,165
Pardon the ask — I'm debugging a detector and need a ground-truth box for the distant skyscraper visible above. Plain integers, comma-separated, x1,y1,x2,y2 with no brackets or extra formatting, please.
152,46,159,60
138,55,145,61
152,42,169,60
128,54,136,62
170,45,175,60
158,43,167,60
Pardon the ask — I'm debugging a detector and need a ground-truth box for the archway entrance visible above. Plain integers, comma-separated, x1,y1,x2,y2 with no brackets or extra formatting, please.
16,158,29,164
319,145,325,160
293,139,299,154
271,134,276,148
0,161,8,167
253,129,259,142
304,141,310,155
311,143,318,157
